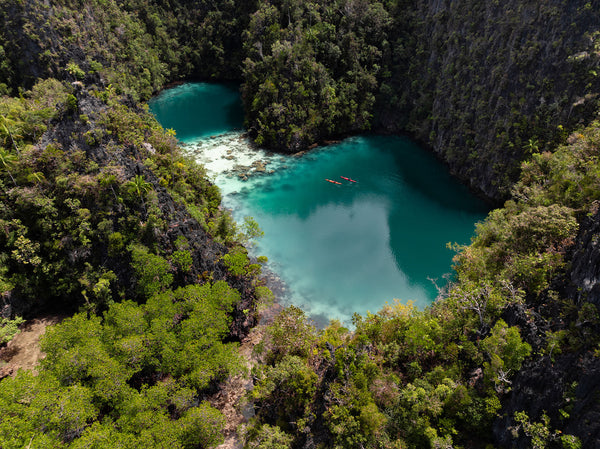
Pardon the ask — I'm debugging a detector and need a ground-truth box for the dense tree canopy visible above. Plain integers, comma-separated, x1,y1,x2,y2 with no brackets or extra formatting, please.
0,282,242,448
1,0,600,448
241,0,390,151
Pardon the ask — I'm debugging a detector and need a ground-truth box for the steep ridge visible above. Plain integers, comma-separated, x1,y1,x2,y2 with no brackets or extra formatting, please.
0,0,256,99
380,0,600,200
235,0,600,201
3,0,599,203
0,80,257,332
0,55,264,449
496,208,600,448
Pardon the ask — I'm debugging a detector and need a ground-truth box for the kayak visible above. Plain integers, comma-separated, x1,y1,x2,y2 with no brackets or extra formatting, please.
325,179,342,185
341,176,357,183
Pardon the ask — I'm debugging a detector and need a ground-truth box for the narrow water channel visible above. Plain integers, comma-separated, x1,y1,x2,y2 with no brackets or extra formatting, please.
149,83,489,326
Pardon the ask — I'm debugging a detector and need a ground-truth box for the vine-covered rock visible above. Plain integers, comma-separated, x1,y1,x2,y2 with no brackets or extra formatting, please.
379,0,600,200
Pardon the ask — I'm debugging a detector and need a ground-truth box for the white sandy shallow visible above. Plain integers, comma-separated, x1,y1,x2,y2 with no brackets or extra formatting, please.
183,131,288,198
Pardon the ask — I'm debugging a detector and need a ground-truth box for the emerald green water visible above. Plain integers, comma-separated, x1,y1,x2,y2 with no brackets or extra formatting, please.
148,82,245,140
149,83,489,326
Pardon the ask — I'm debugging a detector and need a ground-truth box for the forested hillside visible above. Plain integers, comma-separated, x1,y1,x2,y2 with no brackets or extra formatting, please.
2,0,599,199
380,0,600,199
0,0,599,448
0,1,265,446
239,0,600,200
241,0,391,151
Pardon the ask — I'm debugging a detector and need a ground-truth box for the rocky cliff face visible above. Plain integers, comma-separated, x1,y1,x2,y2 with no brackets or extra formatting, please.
494,208,600,448
380,0,600,201
569,206,600,307
0,0,255,99
495,351,600,448
0,82,257,340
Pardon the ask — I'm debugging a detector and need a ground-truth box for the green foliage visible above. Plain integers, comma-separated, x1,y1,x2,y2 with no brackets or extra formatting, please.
513,411,566,449
481,320,531,373
172,249,193,273
0,371,98,447
170,236,194,273
0,147,18,186
247,275,542,449
265,306,317,363
107,232,125,257
65,62,86,81
239,215,264,246
0,280,242,448
177,402,226,448
515,124,600,209
242,0,391,151
0,94,215,308
221,245,262,278
80,269,118,312
244,424,293,449
0,77,209,314
126,175,153,200
65,94,78,112
1,3,599,449
252,355,318,422
130,244,173,299
0,316,24,344
561,434,583,449
0,78,68,153
480,320,531,393
454,202,577,297
222,246,251,277
208,208,238,244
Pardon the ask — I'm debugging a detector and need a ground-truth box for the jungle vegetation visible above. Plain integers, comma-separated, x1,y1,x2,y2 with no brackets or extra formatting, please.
0,0,599,448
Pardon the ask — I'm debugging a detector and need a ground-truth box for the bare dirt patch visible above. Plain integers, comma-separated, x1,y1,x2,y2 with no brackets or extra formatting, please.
0,315,64,378
211,297,287,448
211,301,286,448
211,324,265,449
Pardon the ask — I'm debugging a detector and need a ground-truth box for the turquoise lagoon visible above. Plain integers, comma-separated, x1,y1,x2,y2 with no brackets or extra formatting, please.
149,83,489,326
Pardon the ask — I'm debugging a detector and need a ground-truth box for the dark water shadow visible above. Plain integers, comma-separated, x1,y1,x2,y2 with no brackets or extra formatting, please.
220,83,245,130
368,135,490,215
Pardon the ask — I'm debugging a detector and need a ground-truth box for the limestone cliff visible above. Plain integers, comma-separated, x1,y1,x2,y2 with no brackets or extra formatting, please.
494,207,600,448
380,0,600,201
